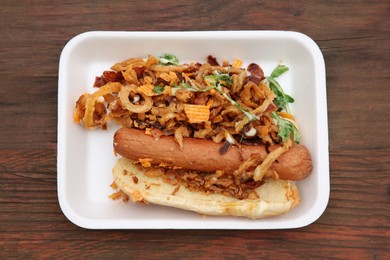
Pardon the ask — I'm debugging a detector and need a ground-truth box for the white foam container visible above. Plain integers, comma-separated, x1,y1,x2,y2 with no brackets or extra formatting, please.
58,31,329,229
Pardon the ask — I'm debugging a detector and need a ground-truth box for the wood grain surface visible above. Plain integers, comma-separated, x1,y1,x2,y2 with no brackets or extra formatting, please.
1,0,389,259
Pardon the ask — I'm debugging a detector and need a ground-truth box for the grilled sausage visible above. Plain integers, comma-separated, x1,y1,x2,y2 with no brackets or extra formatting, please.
113,127,312,181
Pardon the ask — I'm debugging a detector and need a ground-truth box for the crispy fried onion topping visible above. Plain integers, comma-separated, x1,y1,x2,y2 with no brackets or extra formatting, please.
253,138,292,181
74,55,286,146
119,84,153,113
137,165,263,200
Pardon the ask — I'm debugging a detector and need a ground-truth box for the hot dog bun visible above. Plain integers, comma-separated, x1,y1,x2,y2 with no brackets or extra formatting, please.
112,158,300,219
114,127,312,181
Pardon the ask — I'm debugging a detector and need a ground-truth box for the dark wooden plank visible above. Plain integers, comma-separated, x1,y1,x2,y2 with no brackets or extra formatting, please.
0,0,389,259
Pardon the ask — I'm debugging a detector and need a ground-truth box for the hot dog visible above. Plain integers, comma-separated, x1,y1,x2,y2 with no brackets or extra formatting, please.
114,127,312,181
74,54,314,218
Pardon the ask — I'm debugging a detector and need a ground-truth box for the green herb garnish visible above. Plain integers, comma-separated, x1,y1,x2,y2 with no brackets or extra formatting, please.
158,54,180,66
152,86,165,93
271,112,301,143
173,81,214,92
270,64,289,78
268,78,294,112
267,65,294,113
204,72,233,86
220,89,258,122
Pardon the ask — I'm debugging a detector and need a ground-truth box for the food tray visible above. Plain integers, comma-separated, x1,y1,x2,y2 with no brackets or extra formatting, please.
58,31,329,229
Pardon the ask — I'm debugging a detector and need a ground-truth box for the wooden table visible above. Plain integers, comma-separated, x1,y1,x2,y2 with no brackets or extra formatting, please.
1,1,389,258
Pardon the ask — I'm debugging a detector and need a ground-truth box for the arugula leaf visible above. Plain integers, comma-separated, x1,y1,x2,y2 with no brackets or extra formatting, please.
271,112,301,143
285,94,294,103
221,91,258,122
270,64,289,78
266,65,294,113
152,86,165,93
158,54,180,66
204,72,232,86
268,77,294,112
173,81,214,92
173,81,193,90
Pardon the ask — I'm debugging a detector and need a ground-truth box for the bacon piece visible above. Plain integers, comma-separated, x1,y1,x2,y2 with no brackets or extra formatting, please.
247,63,265,81
207,55,220,66
94,71,124,88
264,103,277,113
244,75,263,85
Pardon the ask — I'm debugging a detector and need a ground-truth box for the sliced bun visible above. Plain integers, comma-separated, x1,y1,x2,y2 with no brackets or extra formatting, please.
112,158,301,219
